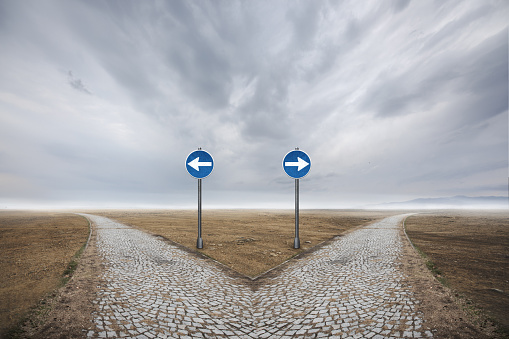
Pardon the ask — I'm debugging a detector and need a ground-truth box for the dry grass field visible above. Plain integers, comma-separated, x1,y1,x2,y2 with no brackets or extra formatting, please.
0,211,90,337
92,209,396,277
2,208,508,338
405,210,509,334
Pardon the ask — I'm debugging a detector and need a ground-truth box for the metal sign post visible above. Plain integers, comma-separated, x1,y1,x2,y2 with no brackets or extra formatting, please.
282,148,311,249
294,178,300,249
186,148,214,249
197,178,203,248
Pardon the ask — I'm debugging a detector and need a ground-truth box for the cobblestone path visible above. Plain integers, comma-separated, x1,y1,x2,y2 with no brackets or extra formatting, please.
82,214,433,338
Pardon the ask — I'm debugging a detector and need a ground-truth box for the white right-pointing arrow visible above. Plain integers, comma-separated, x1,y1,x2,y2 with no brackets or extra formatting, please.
188,157,212,171
285,157,309,171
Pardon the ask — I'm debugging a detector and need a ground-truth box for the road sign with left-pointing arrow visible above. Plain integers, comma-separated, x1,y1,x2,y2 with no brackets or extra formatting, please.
186,149,214,179
283,149,311,179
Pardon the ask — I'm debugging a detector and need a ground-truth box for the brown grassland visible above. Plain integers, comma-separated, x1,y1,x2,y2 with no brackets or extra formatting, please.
405,210,509,335
0,209,508,338
0,211,90,336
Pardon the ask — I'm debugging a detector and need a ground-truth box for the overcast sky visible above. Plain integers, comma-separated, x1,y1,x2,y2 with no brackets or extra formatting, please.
0,0,507,209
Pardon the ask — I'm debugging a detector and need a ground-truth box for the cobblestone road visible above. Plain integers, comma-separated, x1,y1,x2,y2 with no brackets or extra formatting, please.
82,214,433,338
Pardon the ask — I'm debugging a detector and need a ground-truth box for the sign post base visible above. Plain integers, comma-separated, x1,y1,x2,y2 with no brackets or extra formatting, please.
294,237,300,249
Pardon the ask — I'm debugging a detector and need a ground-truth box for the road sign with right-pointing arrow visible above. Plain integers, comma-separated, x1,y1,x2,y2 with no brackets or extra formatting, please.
186,149,214,179
283,149,311,179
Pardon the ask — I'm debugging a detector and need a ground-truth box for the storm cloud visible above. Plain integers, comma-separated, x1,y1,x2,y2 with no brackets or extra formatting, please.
0,0,507,208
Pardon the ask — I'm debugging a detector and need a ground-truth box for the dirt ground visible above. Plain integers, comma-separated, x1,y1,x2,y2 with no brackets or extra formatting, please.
2,209,508,338
91,209,396,277
0,211,90,337
405,210,509,337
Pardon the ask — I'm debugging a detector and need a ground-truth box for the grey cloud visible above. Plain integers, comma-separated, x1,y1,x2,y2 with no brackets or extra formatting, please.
420,2,494,52
154,2,271,112
165,35,232,110
0,0,507,208
74,1,250,115
406,159,507,184
456,29,508,122
362,26,507,120
342,3,389,47
51,2,167,115
286,1,322,50
238,70,292,141
390,0,411,13
231,2,343,141
68,71,91,94
40,137,172,195
360,56,449,118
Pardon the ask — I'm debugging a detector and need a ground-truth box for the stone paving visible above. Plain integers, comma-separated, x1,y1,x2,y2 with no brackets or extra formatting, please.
81,214,434,338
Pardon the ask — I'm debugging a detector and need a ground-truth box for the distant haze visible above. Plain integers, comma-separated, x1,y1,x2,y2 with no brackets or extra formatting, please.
0,1,507,209
371,195,509,210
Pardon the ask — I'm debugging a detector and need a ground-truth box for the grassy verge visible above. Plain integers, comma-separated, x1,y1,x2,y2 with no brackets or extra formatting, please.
60,229,89,286
403,217,449,287
4,215,91,339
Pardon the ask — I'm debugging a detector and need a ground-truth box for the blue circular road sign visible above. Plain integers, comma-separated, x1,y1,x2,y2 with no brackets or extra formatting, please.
283,149,311,179
186,150,214,179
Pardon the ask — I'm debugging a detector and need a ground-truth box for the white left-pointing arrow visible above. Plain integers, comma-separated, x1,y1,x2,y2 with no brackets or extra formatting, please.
188,157,212,171
285,157,309,171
